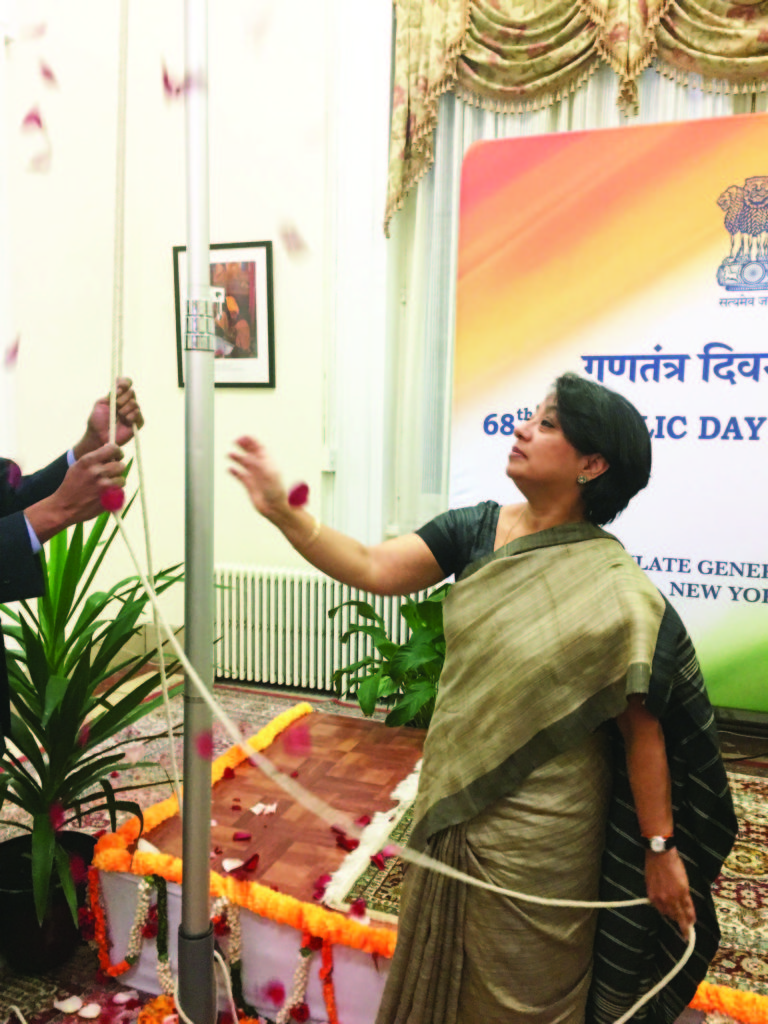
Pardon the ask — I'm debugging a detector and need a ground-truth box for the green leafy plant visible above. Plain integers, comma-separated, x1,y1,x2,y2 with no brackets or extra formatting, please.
0,506,183,924
329,585,450,728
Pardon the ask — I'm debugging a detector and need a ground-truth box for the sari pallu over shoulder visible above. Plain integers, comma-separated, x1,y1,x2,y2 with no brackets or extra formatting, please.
410,522,666,850
587,599,737,1024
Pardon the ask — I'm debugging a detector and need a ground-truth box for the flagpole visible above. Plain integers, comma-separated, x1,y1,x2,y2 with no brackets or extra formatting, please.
178,0,216,1019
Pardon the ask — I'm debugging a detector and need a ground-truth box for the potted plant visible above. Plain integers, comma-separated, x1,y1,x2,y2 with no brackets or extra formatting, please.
0,505,182,972
330,585,450,728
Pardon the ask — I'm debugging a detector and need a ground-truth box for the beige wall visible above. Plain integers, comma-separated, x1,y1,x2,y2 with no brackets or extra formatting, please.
2,0,392,623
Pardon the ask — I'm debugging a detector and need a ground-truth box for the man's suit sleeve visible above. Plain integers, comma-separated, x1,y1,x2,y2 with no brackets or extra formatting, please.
0,454,69,602
0,453,69,748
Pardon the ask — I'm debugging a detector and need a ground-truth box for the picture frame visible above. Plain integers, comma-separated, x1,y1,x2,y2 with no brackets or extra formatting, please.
173,241,275,388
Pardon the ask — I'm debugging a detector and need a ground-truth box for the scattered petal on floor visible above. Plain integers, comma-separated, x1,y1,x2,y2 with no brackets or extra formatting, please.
222,858,245,873
53,997,84,1014
233,830,252,842
251,802,277,816
78,1003,102,1019
112,992,139,1005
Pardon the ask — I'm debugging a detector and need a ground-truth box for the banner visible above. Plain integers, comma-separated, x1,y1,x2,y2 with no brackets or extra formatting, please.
451,113,768,714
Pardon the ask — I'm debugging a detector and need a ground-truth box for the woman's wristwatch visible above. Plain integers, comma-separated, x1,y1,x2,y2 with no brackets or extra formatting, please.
642,834,676,853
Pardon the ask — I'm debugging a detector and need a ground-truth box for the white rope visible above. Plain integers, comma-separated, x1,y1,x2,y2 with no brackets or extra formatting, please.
133,430,184,812
171,950,244,1024
108,0,129,447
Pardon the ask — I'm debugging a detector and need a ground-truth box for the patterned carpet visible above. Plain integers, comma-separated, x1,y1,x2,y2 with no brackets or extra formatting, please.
1,690,766,1024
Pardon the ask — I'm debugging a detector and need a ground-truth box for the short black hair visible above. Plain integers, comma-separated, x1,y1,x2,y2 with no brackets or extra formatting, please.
553,372,651,525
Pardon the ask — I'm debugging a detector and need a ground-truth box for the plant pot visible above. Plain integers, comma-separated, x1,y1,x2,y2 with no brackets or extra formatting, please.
0,830,96,974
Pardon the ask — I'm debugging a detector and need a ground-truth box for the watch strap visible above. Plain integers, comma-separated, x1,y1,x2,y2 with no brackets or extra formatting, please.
642,834,676,853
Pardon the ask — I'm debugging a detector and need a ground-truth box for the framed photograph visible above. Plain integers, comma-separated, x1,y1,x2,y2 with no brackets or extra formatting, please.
173,241,275,388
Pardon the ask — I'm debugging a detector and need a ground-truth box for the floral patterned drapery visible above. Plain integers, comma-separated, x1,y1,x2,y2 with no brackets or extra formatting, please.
385,0,768,234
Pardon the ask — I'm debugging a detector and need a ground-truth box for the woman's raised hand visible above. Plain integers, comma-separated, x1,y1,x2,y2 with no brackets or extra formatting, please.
228,437,288,520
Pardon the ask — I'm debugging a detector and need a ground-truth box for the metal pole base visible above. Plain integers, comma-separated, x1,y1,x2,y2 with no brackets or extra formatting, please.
177,925,216,1024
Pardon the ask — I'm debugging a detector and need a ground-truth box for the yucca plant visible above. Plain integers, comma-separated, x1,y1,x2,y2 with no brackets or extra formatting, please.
0,504,183,925
329,585,450,728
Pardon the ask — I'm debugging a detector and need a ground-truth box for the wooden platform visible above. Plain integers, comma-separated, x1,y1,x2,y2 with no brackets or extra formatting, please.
148,712,424,907
95,709,426,1023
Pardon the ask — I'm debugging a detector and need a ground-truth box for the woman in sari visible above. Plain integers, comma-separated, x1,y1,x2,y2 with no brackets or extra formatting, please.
229,372,736,1024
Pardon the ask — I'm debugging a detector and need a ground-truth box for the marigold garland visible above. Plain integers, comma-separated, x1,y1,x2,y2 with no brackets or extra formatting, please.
88,867,132,978
690,981,768,1024
91,701,398,958
138,994,263,1024
320,939,339,1024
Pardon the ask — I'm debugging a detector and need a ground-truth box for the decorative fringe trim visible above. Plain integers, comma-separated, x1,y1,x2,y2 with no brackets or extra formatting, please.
91,701,397,958
383,0,475,236
451,53,600,119
691,980,768,1024
656,57,765,98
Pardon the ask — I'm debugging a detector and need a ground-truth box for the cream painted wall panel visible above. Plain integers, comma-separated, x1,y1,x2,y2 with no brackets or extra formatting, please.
3,1,338,623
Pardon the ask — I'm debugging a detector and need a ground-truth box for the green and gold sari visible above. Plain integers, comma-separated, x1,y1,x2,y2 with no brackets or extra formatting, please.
376,523,736,1024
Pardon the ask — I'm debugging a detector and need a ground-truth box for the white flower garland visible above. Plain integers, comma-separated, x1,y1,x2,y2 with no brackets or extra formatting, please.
274,949,312,1024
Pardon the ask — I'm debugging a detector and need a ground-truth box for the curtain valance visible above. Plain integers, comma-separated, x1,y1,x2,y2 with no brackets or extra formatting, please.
385,0,768,233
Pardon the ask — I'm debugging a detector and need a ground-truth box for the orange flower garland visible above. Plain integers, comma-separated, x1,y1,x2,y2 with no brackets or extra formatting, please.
138,995,264,1024
320,939,339,1024
88,867,132,978
690,981,768,1024
90,701,398,958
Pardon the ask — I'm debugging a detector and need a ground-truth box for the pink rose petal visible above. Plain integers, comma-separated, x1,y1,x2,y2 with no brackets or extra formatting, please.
100,486,125,512
371,852,386,870
336,834,359,853
40,61,57,85
355,815,371,828
382,844,399,858
77,722,90,748
349,897,367,918
7,462,21,489
22,107,43,130
5,336,20,368
233,830,252,842
223,766,236,779
313,873,332,900
282,722,311,757
49,802,65,832
287,482,309,507
279,223,309,257
195,730,214,760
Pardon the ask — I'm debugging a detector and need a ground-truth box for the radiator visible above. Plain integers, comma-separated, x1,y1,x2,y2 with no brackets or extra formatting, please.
214,566,428,691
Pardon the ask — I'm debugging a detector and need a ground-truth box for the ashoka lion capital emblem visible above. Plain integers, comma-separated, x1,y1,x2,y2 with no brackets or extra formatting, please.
717,176,768,290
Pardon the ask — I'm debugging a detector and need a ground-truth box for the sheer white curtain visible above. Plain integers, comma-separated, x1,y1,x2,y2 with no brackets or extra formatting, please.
384,67,766,537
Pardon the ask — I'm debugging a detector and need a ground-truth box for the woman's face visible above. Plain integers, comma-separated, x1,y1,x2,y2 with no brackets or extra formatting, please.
506,395,589,493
